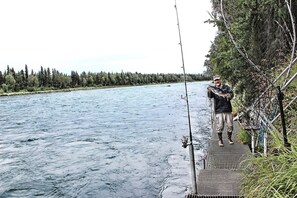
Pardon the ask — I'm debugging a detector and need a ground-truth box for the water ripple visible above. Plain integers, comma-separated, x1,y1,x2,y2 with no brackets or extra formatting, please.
0,82,211,198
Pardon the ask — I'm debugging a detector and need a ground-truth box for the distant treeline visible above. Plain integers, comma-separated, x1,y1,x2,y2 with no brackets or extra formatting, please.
0,65,210,93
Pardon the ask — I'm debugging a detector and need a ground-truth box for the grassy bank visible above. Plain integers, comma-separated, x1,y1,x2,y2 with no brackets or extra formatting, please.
241,132,297,198
0,85,136,97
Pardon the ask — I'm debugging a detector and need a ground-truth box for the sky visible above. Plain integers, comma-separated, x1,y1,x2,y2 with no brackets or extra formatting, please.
0,0,217,75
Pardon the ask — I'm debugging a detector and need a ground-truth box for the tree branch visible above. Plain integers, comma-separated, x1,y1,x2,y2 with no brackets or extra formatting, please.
274,19,293,46
283,0,296,84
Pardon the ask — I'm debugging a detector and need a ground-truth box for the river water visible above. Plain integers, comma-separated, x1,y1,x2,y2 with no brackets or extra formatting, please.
0,81,212,198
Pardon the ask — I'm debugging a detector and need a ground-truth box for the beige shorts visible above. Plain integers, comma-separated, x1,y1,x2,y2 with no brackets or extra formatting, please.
215,113,233,134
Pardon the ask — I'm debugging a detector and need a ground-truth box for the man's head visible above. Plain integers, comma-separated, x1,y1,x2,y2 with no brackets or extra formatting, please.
213,75,221,87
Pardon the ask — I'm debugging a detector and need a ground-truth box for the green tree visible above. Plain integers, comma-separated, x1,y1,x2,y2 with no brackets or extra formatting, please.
6,65,10,75
20,69,25,89
87,75,94,86
1,83,8,92
207,0,295,104
71,71,80,87
81,77,87,87
25,64,29,87
5,74,16,91
107,72,116,85
28,75,39,89
0,71,4,85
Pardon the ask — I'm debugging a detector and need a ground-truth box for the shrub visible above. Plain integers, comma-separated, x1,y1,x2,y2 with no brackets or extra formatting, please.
241,134,297,197
238,129,251,144
1,83,8,92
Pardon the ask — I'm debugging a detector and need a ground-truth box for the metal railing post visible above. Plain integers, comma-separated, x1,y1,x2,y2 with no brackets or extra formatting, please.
277,86,291,148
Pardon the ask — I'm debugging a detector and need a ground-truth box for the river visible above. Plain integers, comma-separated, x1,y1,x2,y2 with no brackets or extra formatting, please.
0,81,212,198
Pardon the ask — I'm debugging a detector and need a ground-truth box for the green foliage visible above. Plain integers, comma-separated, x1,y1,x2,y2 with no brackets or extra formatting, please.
27,86,37,92
5,74,16,91
207,0,292,103
1,83,8,93
87,75,94,86
208,1,297,197
28,75,39,88
237,129,251,144
81,77,87,87
241,130,297,197
241,138,297,198
0,66,210,95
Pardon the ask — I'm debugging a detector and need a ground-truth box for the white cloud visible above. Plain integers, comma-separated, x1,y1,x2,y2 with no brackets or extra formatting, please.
0,0,216,74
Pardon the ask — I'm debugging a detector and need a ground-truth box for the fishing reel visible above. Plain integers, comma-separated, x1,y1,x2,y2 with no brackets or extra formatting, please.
181,136,189,148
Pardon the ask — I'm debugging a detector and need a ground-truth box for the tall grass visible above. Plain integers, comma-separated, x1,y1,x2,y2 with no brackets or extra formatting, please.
241,133,297,198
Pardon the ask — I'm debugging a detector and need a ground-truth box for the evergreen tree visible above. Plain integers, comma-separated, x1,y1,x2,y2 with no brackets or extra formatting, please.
71,71,80,87
7,65,10,75
47,67,52,87
19,70,26,90
87,75,94,86
1,65,209,93
25,64,29,88
0,71,4,85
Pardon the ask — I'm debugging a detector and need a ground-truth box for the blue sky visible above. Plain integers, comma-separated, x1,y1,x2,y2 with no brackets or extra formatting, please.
0,0,216,74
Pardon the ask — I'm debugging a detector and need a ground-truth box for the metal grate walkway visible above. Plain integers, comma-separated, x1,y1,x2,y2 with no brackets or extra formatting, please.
186,121,250,197
186,195,243,198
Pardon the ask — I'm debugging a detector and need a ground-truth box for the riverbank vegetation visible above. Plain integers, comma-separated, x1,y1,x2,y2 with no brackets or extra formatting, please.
241,134,297,197
206,0,297,197
0,65,210,96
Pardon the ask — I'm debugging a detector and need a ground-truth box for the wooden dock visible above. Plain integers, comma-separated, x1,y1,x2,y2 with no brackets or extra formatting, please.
186,121,251,198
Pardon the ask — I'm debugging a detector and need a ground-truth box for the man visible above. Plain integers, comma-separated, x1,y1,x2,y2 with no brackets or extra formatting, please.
207,75,234,147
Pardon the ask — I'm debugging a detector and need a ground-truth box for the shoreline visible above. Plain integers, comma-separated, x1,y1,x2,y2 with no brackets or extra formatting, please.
0,86,128,97
0,83,177,97
0,81,209,97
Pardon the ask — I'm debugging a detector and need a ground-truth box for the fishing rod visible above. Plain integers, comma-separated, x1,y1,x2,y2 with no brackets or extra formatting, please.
174,0,197,194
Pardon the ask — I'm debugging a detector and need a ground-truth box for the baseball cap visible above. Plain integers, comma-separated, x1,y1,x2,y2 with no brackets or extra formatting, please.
213,75,221,81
